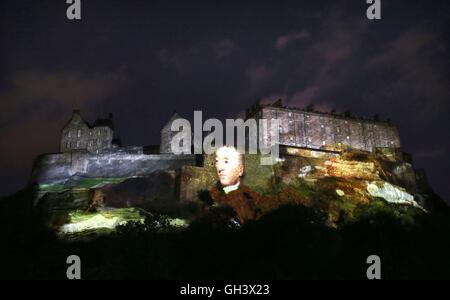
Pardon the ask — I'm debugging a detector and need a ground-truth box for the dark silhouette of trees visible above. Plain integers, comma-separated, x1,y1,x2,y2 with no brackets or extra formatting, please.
1,187,450,279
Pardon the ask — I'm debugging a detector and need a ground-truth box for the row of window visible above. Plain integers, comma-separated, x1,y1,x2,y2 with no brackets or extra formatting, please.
67,128,109,138
65,139,107,149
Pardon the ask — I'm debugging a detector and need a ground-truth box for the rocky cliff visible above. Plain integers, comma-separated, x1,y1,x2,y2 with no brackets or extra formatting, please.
32,146,435,238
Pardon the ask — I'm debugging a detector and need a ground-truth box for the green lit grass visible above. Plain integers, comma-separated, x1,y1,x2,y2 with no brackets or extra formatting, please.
38,184,67,192
75,177,126,188
69,207,143,223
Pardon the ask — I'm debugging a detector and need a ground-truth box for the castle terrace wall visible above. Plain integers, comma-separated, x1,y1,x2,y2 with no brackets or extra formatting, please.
32,151,197,185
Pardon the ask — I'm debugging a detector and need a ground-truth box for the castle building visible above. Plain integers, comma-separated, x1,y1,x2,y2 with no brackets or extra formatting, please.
246,100,401,153
60,110,114,154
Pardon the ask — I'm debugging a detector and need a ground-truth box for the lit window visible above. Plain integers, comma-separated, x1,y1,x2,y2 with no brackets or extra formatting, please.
346,136,350,140
322,141,326,145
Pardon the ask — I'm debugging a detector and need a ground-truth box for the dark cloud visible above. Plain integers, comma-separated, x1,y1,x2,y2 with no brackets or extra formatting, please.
247,65,272,91
213,39,236,59
274,29,309,50
414,149,446,159
367,25,449,120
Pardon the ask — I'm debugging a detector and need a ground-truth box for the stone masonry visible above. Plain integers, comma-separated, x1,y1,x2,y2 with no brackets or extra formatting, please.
247,100,401,153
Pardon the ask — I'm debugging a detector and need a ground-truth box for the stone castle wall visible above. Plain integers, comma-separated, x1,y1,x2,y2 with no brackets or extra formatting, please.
255,107,401,153
32,151,197,185
61,125,113,154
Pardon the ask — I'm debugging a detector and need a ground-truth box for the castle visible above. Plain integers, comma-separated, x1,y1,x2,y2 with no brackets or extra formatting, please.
59,100,402,157
60,110,115,154
245,99,400,153
32,101,406,199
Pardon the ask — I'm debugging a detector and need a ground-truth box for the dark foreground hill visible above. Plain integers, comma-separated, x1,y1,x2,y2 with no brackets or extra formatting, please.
1,185,450,279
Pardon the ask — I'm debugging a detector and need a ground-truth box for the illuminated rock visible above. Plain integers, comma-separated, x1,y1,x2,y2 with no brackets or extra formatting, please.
58,208,144,237
366,181,419,207
60,214,121,234
298,165,312,178
336,189,345,196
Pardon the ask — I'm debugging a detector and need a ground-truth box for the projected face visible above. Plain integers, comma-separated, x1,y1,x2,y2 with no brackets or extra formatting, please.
215,146,244,187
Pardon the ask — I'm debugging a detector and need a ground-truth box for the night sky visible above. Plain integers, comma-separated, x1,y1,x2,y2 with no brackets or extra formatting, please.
0,0,449,201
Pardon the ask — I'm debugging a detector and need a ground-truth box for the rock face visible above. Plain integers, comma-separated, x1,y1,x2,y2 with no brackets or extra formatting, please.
34,145,431,235
98,170,196,218
367,181,417,206
176,147,428,225
36,188,91,229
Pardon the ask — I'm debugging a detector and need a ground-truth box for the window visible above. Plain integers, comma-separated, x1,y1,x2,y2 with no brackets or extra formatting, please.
76,140,80,147
66,141,70,148
77,129,81,137
68,131,71,138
